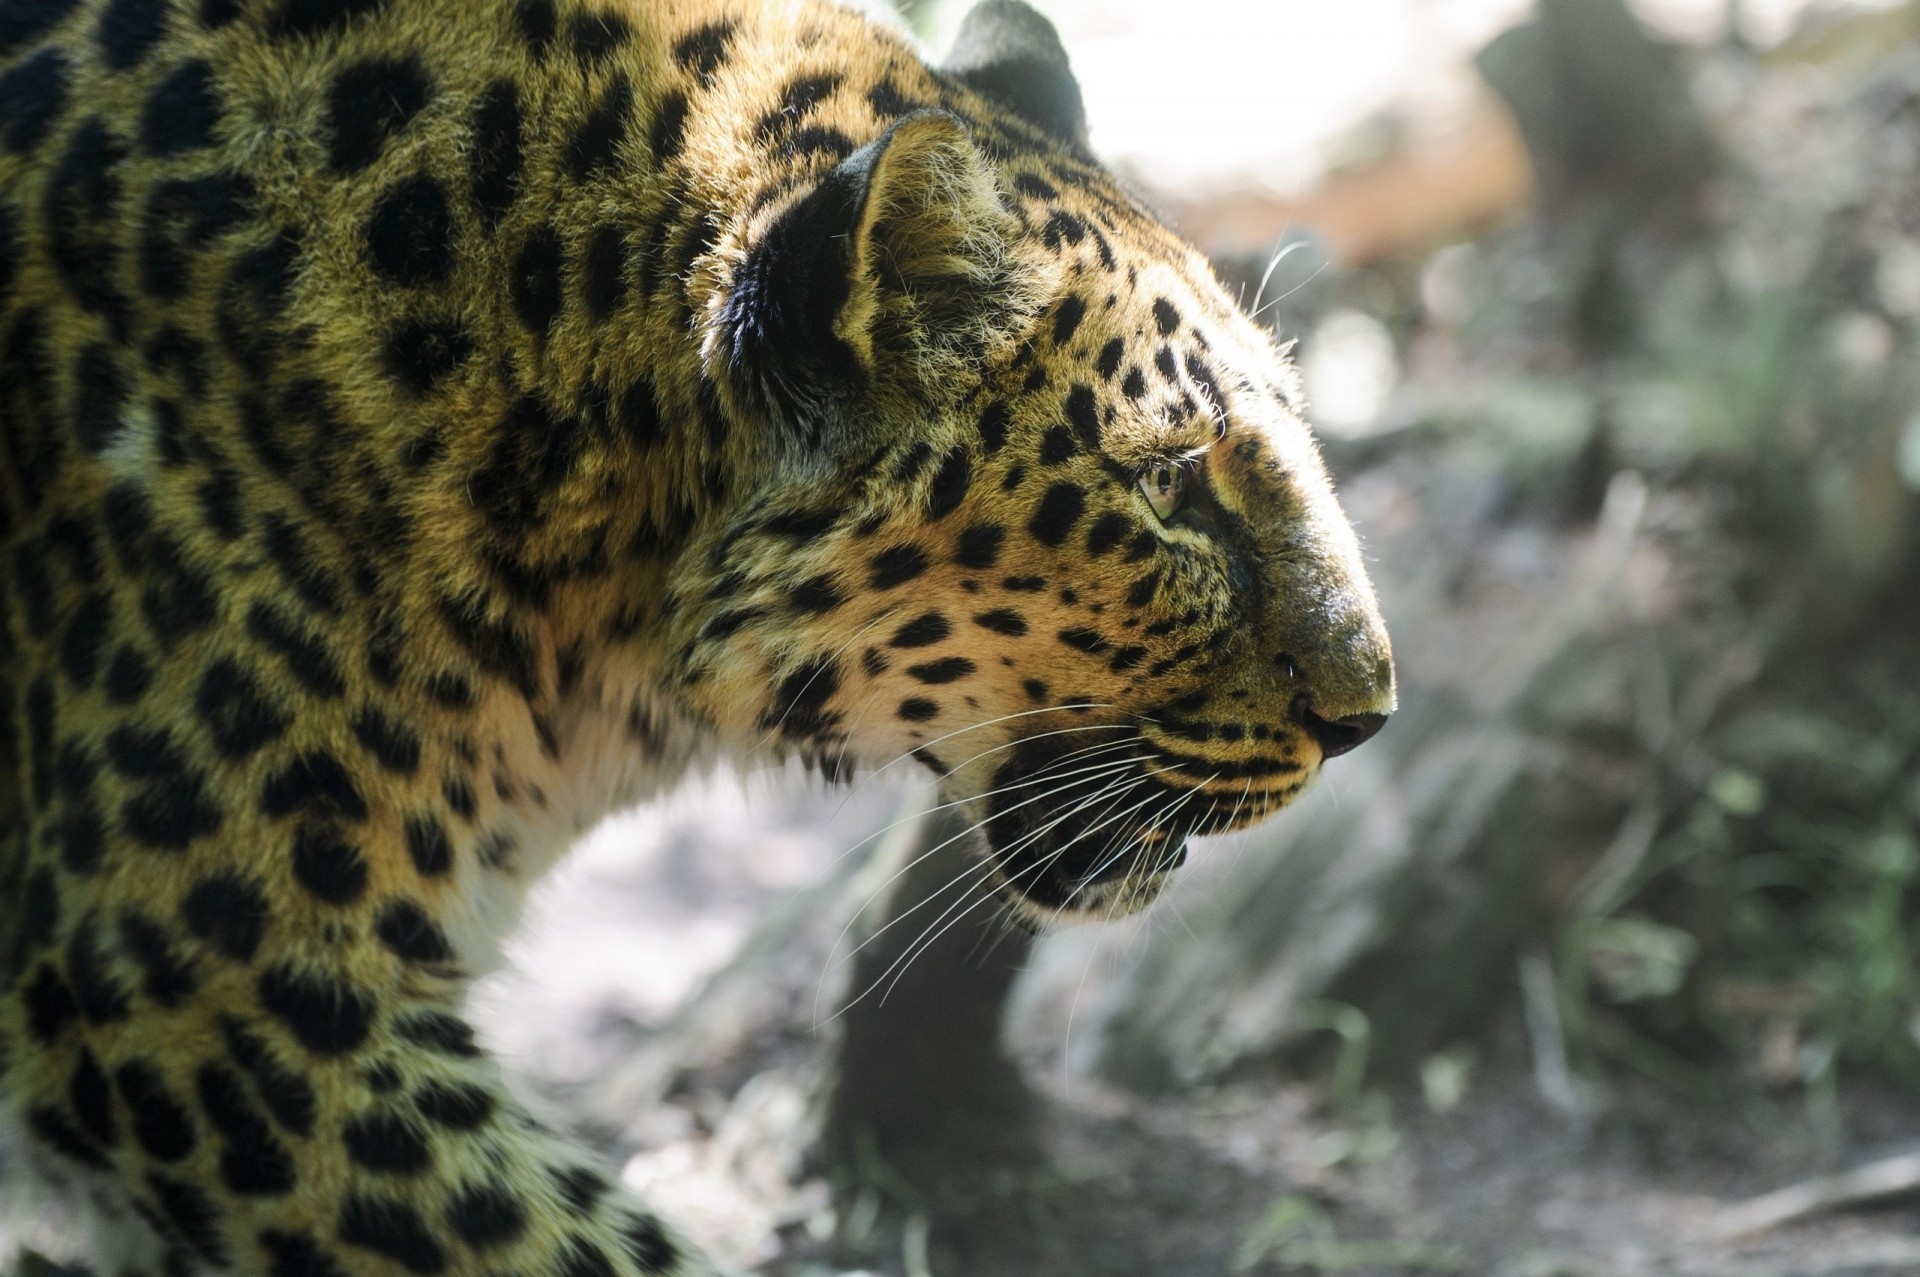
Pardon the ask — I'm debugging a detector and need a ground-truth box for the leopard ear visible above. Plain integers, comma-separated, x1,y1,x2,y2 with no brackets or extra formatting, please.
943,0,1088,148
714,109,1052,445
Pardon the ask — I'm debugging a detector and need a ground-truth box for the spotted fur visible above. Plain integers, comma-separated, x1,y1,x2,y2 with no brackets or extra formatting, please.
0,0,1393,1271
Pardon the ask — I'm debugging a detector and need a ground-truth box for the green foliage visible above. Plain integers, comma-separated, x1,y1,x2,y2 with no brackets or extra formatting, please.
1296,1000,1373,1114
1233,1196,1463,1273
1557,662,1920,1098
1705,698,1920,1083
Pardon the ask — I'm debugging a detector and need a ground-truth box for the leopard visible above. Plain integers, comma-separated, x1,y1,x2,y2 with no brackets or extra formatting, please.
0,0,1396,1271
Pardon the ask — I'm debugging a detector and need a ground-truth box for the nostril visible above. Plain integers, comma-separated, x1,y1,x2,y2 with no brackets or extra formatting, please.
1291,696,1389,759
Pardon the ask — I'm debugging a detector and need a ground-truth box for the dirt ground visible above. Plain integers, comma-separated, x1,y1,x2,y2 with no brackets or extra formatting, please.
482,775,1920,1277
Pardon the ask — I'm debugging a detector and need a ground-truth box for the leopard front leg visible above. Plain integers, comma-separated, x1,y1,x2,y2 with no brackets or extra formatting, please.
3,924,715,1277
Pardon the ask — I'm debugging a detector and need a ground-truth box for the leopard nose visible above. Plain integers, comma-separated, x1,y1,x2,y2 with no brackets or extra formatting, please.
1292,697,1389,759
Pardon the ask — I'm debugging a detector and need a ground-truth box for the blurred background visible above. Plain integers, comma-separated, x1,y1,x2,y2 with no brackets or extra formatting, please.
476,1,1920,1274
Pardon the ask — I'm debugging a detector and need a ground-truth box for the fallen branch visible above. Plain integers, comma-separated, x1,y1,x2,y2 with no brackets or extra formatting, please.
1709,1149,1920,1240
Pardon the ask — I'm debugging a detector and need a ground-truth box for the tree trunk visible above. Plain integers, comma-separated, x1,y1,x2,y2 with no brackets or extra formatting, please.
818,791,1036,1180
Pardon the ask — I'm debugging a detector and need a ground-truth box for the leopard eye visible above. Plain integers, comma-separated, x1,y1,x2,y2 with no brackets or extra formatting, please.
1139,461,1186,522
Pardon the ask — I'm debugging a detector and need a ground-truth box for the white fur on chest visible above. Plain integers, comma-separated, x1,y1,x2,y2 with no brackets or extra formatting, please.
436,681,722,977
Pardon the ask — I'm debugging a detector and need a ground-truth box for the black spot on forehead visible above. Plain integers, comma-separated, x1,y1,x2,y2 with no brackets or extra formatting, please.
261,513,343,616
352,707,420,775
868,544,929,590
785,123,852,161
1052,294,1085,346
1185,354,1228,427
415,1079,492,1129
291,823,367,905
0,204,17,298
1014,172,1059,201
1152,298,1180,336
327,56,433,175
365,175,454,286
867,78,918,119
580,222,630,320
1089,224,1117,271
139,172,255,300
513,0,554,53
673,19,735,88
908,656,974,685
376,899,456,963
261,750,367,823
926,446,970,520
569,9,628,63
72,343,128,454
442,774,476,821
785,576,841,614
509,224,562,335
339,1194,446,1273
147,1171,228,1265
269,0,387,39
469,81,522,229
396,1010,478,1057
404,814,452,876
118,911,199,1008
96,0,167,70
0,0,81,58
892,441,933,483
195,657,287,759
383,319,473,396
1058,626,1107,654
47,119,132,330
648,88,690,163
247,600,346,698
258,964,373,1054
1085,512,1133,558
890,612,949,647
1064,384,1099,449
614,378,663,450
1028,482,1085,547
955,522,1002,569
260,1231,344,1277
343,1108,432,1176
756,71,840,143
1039,425,1075,466
0,49,69,154
104,644,152,703
181,871,268,960
23,964,78,1042
114,1060,196,1161
973,608,1026,636
621,1216,678,1273
567,75,631,178
1041,212,1086,252
977,399,1011,452
69,1046,116,1146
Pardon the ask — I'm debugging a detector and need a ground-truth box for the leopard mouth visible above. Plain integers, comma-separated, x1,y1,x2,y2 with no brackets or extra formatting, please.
959,701,1371,921
971,730,1235,921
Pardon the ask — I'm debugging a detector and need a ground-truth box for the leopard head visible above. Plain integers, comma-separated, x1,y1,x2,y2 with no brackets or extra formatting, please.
684,0,1392,924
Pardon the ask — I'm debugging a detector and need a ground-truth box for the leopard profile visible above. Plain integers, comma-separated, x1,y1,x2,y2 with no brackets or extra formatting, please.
0,0,1394,1271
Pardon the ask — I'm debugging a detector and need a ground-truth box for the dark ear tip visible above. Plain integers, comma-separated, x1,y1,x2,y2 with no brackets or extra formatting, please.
948,0,1072,72
944,0,1088,147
